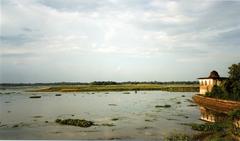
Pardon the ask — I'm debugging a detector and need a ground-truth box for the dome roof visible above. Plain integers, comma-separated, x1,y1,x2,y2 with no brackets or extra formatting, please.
208,70,220,78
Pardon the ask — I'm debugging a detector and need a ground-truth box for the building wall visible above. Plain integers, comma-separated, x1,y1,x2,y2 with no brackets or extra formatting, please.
199,79,222,95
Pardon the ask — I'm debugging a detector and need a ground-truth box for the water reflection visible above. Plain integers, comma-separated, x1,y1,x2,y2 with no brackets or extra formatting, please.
193,94,240,130
199,106,228,122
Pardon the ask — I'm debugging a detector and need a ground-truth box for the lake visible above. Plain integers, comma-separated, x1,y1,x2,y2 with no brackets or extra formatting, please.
0,87,204,140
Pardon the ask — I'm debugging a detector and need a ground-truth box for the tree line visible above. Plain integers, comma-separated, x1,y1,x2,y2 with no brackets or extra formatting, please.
0,81,198,87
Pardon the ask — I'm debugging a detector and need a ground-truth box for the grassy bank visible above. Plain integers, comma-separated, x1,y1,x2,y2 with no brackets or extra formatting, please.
31,84,199,92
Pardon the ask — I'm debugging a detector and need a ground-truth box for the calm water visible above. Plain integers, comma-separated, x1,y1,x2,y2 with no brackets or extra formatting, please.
0,87,203,140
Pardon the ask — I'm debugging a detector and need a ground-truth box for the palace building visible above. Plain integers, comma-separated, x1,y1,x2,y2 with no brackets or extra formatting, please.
198,70,227,95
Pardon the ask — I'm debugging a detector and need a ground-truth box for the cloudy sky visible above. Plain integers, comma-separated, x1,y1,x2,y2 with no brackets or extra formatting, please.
0,0,240,83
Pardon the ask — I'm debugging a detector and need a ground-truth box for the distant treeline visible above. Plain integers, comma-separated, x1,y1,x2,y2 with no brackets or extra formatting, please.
0,81,198,87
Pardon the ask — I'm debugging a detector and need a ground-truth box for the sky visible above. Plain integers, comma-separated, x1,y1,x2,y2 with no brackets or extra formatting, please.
0,0,240,83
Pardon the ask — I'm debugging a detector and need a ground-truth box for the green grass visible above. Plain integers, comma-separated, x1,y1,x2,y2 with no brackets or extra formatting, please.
31,84,199,92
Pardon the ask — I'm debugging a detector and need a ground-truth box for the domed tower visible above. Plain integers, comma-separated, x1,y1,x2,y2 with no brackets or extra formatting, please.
209,70,220,78
198,70,227,95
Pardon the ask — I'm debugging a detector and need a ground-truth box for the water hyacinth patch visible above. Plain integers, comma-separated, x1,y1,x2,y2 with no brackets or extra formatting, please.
55,118,94,128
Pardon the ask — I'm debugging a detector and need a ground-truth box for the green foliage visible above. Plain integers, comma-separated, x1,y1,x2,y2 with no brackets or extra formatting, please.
191,123,225,132
226,63,240,100
205,85,227,99
205,92,211,97
229,63,240,81
228,109,240,119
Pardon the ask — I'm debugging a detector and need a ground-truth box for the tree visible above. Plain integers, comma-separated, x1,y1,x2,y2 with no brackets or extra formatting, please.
228,63,240,100
206,85,226,99
228,63,240,81
223,63,240,100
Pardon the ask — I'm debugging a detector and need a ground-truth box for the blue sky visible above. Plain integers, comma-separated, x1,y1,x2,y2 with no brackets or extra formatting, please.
0,0,240,83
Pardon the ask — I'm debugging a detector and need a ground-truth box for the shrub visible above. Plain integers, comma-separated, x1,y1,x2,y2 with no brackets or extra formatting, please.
206,85,226,99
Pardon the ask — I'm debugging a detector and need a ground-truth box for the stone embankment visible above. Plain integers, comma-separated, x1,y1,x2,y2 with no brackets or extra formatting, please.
193,94,240,113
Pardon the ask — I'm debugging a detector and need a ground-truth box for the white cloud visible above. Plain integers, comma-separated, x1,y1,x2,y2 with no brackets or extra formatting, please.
1,0,240,82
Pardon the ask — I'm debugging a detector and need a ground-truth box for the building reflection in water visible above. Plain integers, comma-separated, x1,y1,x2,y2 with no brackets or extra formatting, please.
199,106,228,122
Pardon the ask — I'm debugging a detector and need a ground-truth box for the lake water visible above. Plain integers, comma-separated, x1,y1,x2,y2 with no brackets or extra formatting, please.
0,87,204,140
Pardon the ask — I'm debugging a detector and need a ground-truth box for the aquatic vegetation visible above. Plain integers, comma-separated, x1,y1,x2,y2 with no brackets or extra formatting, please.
33,116,43,118
55,118,94,128
155,104,171,108
0,122,6,128
55,94,61,96
191,123,225,132
165,133,191,141
101,123,115,127
174,114,189,119
108,104,117,106
12,124,19,128
123,92,130,94
176,101,181,104
111,118,119,121
185,99,194,103
166,132,238,141
29,96,41,98
166,118,178,121
136,126,153,130
3,92,13,95
187,104,198,107
11,122,28,128
144,118,157,122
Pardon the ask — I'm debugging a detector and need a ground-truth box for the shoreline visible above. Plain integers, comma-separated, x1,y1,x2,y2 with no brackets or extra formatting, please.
29,84,199,93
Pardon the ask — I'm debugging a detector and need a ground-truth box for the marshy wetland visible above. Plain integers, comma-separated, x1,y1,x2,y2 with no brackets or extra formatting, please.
0,85,204,140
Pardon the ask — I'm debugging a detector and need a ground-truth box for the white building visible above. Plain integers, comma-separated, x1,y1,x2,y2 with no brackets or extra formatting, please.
198,71,227,95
